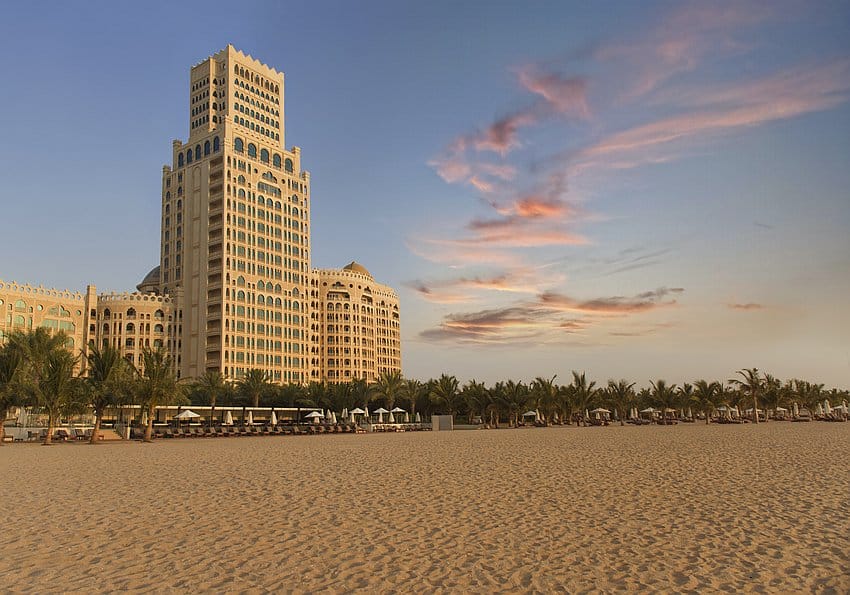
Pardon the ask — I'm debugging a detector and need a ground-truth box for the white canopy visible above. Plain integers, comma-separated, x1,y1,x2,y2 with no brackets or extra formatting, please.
523,410,538,417
640,407,656,413
174,409,201,419
391,407,406,413
305,411,324,418
373,407,390,414
350,408,365,414
590,408,610,414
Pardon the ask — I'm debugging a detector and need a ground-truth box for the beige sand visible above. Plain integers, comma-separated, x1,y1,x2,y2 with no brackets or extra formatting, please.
1,423,848,593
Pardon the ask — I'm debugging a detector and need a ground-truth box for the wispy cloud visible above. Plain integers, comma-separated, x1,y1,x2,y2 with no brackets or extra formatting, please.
728,302,764,311
420,287,684,344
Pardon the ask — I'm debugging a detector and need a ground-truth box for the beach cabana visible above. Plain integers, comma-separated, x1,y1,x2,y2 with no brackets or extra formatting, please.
305,411,323,424
374,407,389,423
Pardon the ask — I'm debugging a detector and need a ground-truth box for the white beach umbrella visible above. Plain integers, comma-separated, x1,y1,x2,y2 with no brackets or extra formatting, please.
523,410,537,418
246,411,254,425
535,408,541,421
815,403,823,416
350,407,365,415
584,409,590,419
640,407,655,413
364,406,370,419
391,407,406,413
824,400,831,415
378,411,384,423
269,411,278,426
224,411,233,425
793,402,799,417
388,411,395,423
325,409,332,421
175,409,201,419
415,412,421,423
17,406,27,426
331,411,337,424
687,407,693,419
404,412,410,423
350,412,356,423
342,408,348,420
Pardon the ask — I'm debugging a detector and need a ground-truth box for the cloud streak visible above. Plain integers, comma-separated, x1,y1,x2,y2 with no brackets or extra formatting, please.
420,287,684,344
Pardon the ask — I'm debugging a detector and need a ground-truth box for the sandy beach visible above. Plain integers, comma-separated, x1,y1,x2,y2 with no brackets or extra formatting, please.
1,422,848,593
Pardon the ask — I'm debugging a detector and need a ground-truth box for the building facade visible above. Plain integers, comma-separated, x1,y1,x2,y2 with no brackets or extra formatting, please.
158,45,311,383
0,46,400,386
310,262,401,383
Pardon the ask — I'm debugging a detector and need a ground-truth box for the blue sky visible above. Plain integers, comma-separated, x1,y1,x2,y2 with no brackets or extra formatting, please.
0,1,848,387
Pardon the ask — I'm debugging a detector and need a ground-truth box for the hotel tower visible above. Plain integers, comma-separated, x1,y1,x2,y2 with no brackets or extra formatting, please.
1,45,400,386
160,45,310,383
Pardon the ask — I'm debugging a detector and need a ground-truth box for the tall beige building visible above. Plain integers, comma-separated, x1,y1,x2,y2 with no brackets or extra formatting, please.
310,262,401,383
159,46,311,383
1,46,400,387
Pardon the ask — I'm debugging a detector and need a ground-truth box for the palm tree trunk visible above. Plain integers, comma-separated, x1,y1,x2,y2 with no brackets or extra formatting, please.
43,413,55,446
752,395,759,424
89,411,103,444
143,404,155,442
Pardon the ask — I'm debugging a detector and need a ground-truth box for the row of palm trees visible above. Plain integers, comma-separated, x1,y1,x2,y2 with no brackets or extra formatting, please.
2,328,846,446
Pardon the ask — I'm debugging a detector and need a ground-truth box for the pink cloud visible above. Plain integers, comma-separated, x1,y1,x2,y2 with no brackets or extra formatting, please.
728,302,764,311
518,68,590,118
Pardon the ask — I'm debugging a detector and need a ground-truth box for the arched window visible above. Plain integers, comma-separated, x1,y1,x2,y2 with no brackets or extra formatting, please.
236,290,245,301
154,310,164,320
195,145,201,160
285,158,293,173
186,150,193,164
126,323,135,333
257,280,266,290
178,153,184,167
237,276,246,287
234,138,244,153
213,137,220,152
127,308,136,318
273,154,281,167
247,143,257,158
154,324,164,333
204,141,211,156
260,149,269,163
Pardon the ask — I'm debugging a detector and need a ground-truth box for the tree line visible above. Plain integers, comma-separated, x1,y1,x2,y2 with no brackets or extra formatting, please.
1,328,846,446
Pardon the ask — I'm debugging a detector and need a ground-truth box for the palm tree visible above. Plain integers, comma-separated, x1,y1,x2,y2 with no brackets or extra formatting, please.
677,383,694,418
430,374,462,418
6,329,80,445
192,370,226,426
570,371,597,425
0,343,23,445
240,368,270,409
606,379,636,426
650,379,678,425
38,350,83,445
496,380,529,427
692,380,720,424
370,370,404,411
137,347,183,442
398,378,423,417
729,368,762,424
761,373,781,422
85,344,134,443
461,379,488,424
531,375,559,424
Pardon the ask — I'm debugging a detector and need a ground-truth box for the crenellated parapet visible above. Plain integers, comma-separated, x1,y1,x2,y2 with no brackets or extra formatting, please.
0,280,86,302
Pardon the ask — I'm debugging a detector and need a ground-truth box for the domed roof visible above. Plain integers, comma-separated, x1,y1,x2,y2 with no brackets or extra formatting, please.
343,261,372,278
137,266,161,293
